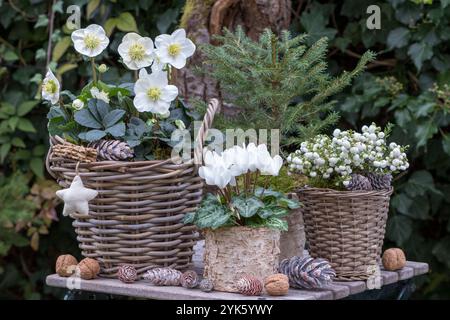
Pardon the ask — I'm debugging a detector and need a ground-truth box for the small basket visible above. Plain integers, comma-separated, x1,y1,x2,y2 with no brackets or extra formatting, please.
297,187,393,281
46,99,219,277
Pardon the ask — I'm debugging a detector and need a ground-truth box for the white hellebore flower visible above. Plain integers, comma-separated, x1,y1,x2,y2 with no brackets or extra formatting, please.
151,50,165,72
118,33,154,70
155,29,196,69
90,87,110,104
71,24,109,57
133,70,178,114
72,99,84,110
42,69,60,105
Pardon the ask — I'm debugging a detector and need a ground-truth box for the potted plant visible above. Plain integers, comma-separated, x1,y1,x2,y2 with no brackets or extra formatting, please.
43,24,219,277
183,143,300,292
287,123,409,280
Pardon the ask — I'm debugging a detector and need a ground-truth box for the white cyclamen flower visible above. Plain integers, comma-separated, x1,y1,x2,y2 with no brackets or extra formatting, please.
118,33,154,70
42,69,60,105
71,24,109,57
155,29,196,69
133,70,178,114
90,87,110,104
72,99,84,110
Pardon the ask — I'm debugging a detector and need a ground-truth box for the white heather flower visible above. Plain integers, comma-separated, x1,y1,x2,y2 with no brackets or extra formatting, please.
155,29,195,69
118,33,154,70
42,69,60,104
72,99,84,110
310,172,317,178
133,70,178,114
71,24,109,57
333,129,341,137
90,87,110,103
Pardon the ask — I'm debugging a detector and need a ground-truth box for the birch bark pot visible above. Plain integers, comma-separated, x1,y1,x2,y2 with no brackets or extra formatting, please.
279,208,306,261
203,226,280,293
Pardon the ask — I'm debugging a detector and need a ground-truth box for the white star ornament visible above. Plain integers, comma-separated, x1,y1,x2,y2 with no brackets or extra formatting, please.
56,175,98,216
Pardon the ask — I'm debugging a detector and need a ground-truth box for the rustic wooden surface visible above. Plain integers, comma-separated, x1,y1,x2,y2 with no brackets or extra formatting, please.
46,241,429,300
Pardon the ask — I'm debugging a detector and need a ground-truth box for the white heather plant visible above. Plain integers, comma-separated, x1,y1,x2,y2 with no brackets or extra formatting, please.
43,23,198,160
183,143,299,231
287,123,409,190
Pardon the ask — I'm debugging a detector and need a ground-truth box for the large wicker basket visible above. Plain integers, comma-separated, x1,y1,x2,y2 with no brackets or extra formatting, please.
46,99,219,278
297,187,393,281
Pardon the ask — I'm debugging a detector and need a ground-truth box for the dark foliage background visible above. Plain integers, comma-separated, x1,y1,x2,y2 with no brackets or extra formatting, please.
0,0,448,299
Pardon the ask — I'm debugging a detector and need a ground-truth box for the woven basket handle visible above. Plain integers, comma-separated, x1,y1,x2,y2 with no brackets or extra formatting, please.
194,98,219,165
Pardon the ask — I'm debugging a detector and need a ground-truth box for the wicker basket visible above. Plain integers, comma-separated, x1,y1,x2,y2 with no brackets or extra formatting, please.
203,226,280,293
46,99,219,278
297,187,393,281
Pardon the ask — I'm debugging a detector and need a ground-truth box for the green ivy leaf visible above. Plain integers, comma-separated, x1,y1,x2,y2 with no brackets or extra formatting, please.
0,143,11,163
232,196,264,218
17,101,39,117
387,27,410,49
432,236,450,269
116,12,138,32
17,118,36,133
408,42,433,71
442,133,450,156
30,158,44,178
404,170,441,197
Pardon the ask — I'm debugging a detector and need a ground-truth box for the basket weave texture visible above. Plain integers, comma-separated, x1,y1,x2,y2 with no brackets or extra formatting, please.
297,187,393,281
46,99,219,277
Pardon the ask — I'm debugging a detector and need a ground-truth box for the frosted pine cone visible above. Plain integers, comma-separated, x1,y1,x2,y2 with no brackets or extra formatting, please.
346,174,373,191
88,139,134,161
366,172,392,190
117,265,137,283
199,278,214,292
236,276,263,296
143,268,182,286
180,270,199,289
279,256,335,289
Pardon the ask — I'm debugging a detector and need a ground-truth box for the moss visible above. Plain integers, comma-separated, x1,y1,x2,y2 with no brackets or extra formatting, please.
256,167,307,194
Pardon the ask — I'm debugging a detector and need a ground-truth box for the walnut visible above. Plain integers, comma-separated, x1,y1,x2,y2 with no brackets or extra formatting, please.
77,258,100,280
264,273,289,296
382,248,406,271
55,254,78,277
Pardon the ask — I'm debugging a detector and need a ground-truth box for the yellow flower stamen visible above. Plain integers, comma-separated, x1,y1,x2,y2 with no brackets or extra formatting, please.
129,43,145,61
84,34,100,50
44,80,57,94
147,87,162,101
168,43,181,57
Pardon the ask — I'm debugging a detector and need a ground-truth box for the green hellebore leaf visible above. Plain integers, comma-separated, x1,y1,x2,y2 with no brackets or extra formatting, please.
103,109,126,128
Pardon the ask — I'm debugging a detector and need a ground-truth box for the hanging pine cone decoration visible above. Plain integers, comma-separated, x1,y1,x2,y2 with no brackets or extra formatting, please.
199,278,214,292
279,256,336,289
366,172,392,190
180,270,199,289
236,276,263,296
346,174,373,191
143,268,182,286
88,140,134,161
117,265,138,283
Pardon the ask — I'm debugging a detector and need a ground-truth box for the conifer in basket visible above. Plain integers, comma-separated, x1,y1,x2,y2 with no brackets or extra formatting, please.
182,143,300,293
42,25,200,161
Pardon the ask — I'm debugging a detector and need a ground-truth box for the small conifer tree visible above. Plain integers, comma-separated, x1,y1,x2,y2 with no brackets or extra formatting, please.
199,27,375,148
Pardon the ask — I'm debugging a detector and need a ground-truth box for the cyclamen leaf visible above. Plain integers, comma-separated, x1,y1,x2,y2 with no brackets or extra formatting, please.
74,109,102,129
232,196,264,218
182,212,195,224
103,109,126,128
278,197,301,209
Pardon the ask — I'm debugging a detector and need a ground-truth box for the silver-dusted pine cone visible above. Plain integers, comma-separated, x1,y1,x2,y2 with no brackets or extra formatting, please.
117,265,137,283
236,275,263,296
346,174,373,191
199,278,214,292
88,139,134,161
180,270,199,289
279,256,335,289
143,268,182,286
366,172,392,190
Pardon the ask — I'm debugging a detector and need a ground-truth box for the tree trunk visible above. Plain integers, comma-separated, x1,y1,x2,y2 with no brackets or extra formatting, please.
175,0,291,113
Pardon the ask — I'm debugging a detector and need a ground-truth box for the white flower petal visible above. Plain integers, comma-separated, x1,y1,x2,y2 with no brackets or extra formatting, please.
161,85,178,102
180,39,196,58
155,34,172,49
172,29,186,41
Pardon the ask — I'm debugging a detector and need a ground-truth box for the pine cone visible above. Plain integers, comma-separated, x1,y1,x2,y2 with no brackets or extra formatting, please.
366,172,392,190
143,268,182,286
180,270,199,289
52,142,97,163
346,174,373,191
236,275,263,296
88,140,134,161
117,265,137,283
279,256,335,289
199,278,214,292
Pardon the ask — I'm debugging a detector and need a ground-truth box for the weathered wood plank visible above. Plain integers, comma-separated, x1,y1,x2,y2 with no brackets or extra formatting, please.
314,283,350,300
380,270,399,285
396,266,414,280
334,281,367,295
405,261,429,276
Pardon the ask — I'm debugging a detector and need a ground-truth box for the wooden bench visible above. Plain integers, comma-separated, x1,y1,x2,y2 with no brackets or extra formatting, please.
46,241,429,300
